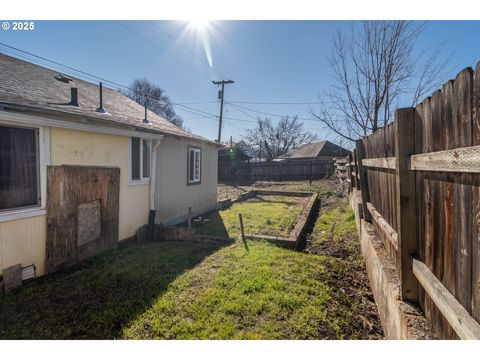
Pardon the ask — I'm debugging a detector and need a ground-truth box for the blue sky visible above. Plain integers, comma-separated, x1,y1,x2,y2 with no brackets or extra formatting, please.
1,20,480,145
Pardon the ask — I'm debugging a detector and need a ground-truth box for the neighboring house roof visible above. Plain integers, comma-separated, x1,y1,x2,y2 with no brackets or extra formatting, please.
0,53,218,145
279,140,350,159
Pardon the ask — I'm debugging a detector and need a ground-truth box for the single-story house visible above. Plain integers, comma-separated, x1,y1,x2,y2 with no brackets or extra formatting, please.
0,53,220,279
276,140,350,161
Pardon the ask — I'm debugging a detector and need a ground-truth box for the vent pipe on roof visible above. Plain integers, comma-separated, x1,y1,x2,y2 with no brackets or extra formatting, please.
143,104,149,123
96,82,106,113
69,87,78,107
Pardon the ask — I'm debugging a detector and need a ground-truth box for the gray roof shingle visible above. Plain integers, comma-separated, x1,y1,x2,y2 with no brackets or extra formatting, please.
0,53,217,145
279,140,350,159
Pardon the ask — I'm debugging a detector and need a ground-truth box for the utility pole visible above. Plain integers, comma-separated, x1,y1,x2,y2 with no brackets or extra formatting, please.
212,80,234,143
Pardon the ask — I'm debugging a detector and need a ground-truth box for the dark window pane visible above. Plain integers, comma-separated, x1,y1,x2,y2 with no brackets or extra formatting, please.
142,139,150,178
194,150,200,181
189,149,195,182
0,125,39,210
131,137,140,180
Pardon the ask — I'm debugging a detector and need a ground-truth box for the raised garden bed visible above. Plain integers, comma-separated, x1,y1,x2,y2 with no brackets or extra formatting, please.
193,190,319,250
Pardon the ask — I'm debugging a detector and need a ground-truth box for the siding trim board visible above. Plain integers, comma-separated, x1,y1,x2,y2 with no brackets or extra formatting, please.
0,110,165,140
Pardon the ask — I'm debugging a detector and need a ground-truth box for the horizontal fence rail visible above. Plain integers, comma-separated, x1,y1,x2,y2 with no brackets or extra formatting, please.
410,144,480,173
362,157,397,170
338,64,480,339
366,202,398,251
412,258,480,340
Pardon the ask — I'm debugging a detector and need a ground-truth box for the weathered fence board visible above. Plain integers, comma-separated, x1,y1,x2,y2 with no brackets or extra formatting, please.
362,157,396,170
410,145,480,173
341,63,480,339
248,158,334,181
412,258,480,340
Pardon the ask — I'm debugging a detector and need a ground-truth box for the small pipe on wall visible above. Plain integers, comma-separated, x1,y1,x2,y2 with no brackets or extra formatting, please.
148,139,162,242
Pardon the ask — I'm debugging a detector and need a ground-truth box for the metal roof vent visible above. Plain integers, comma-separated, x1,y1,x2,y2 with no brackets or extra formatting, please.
69,87,78,107
55,74,72,83
96,82,106,113
143,104,149,123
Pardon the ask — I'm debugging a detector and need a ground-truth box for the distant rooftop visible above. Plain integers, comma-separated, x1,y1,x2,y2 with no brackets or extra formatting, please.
279,141,350,159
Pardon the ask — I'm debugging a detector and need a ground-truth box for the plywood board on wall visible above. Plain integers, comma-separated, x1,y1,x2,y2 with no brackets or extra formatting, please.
45,165,120,274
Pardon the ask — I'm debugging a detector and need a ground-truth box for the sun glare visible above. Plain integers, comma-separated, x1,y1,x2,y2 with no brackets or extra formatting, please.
188,19,210,33
185,19,214,67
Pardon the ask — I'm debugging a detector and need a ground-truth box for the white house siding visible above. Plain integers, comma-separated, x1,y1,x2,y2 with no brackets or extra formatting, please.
155,136,218,225
50,127,150,241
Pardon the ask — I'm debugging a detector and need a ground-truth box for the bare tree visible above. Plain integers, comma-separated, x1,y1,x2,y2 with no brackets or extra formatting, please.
243,116,317,160
124,78,184,128
311,21,450,143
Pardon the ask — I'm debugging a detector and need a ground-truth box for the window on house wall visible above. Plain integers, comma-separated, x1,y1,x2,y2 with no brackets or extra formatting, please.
130,137,151,182
0,125,40,211
187,147,201,184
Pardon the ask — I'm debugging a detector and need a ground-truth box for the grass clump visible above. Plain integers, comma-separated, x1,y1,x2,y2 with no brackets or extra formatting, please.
123,241,361,340
194,195,304,239
307,198,359,259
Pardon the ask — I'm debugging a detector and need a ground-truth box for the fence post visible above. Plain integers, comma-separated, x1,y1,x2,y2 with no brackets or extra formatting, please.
353,149,360,190
355,139,372,222
238,213,244,239
347,153,353,193
395,108,419,303
188,206,192,229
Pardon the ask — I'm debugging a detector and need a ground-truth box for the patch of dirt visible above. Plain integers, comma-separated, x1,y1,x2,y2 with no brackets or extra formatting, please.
305,195,384,340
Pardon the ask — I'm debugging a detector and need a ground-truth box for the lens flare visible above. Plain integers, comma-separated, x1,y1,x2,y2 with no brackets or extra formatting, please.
187,19,213,68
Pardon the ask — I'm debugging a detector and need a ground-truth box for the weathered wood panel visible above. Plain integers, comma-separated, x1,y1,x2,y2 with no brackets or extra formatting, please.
410,145,480,173
360,64,480,339
249,158,335,181
473,62,480,329
413,67,477,339
362,157,396,170
362,123,397,265
367,202,398,251
413,258,480,339
46,165,120,273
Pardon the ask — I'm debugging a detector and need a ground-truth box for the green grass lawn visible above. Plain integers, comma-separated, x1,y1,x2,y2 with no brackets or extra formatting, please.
193,195,306,239
307,198,359,259
217,179,338,201
0,182,382,339
123,240,369,339
0,241,227,339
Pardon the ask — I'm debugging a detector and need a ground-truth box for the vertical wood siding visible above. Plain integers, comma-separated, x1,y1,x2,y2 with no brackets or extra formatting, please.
155,136,218,224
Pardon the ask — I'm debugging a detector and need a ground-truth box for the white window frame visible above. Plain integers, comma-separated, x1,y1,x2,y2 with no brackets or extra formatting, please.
0,120,50,222
128,137,152,186
187,146,201,185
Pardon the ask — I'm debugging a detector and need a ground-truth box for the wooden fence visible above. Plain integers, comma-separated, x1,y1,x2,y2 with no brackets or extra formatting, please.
343,64,480,340
334,154,360,194
248,158,335,181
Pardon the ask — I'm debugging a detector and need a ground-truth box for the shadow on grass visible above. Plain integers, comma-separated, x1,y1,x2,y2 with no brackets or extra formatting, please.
0,240,228,339
192,211,231,239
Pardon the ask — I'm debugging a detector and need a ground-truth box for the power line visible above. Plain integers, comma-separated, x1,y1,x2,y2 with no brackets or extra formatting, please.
227,103,259,120
0,42,227,123
228,100,333,105
0,42,348,129
0,42,131,91
226,101,349,123
149,21,231,81
115,21,213,82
